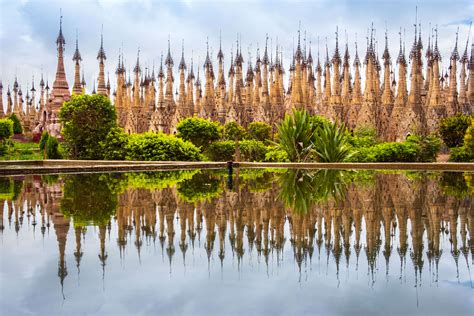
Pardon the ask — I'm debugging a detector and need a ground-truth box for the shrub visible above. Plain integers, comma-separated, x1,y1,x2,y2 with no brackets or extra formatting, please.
223,121,246,141
0,119,14,140
276,109,318,162
176,117,220,148
406,134,441,162
126,132,202,161
206,140,235,161
60,94,117,159
449,146,474,162
439,114,471,148
39,131,50,158
348,142,420,162
463,117,474,152
247,122,272,142
264,147,289,162
349,126,378,148
313,122,354,162
45,136,62,159
8,114,22,134
100,128,129,160
240,139,268,162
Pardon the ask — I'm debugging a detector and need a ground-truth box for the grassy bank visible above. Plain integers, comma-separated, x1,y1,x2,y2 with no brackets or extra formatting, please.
0,141,42,160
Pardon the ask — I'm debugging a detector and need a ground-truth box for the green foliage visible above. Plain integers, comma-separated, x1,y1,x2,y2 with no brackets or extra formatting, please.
59,94,117,159
61,174,118,226
0,141,42,160
46,136,62,159
126,132,202,161
8,114,22,134
39,131,49,151
240,139,268,162
0,119,14,140
313,122,353,162
406,134,441,162
439,114,471,148
279,169,349,214
439,172,470,198
100,127,129,160
206,140,235,161
177,172,222,203
264,147,289,162
276,109,318,162
247,121,272,142
449,146,474,162
223,121,246,141
0,178,14,200
176,117,220,148
310,115,331,130
463,117,474,152
348,141,420,162
125,170,198,190
348,126,378,148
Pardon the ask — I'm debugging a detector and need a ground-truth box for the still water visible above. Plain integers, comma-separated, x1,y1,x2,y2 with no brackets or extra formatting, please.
0,169,473,315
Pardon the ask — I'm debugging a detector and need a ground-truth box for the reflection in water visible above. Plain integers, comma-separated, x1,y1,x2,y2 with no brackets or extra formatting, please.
0,170,473,314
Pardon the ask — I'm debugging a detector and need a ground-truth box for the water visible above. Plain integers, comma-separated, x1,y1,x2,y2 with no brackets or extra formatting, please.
1,169,473,315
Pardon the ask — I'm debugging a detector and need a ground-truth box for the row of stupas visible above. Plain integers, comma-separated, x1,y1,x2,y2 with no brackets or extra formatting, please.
1,16,473,140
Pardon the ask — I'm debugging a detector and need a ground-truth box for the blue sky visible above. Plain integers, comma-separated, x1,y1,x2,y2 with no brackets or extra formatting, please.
0,0,473,93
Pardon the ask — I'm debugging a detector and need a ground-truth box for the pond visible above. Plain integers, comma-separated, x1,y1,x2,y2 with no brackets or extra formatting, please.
0,169,473,315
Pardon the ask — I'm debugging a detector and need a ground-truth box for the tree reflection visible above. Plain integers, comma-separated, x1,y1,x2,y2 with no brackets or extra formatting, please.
279,169,350,214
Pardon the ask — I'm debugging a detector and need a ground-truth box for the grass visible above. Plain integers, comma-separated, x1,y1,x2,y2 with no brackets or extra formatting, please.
0,140,43,160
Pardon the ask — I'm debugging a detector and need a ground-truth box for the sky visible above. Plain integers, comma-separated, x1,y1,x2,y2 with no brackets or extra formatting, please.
0,0,473,95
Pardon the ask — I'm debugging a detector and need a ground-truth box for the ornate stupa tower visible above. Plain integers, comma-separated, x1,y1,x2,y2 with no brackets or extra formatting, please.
348,39,363,129
379,30,394,139
0,81,4,118
468,43,474,111
446,29,460,116
96,28,107,96
459,25,471,114
426,27,447,134
72,33,83,95
43,13,70,137
328,28,343,122
177,40,188,119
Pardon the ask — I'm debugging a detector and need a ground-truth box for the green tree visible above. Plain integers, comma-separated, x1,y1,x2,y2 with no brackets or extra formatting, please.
59,94,117,159
45,136,62,159
100,127,129,160
223,121,246,141
8,114,22,134
39,131,49,159
439,114,471,148
0,119,14,155
205,140,235,161
247,121,272,142
176,117,220,149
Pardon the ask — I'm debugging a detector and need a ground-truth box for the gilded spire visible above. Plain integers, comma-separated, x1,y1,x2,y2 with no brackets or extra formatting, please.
397,28,407,65
382,28,390,65
179,39,186,70
262,34,269,65
217,30,224,62
97,25,106,61
134,48,141,74
56,9,65,47
316,36,322,72
460,22,471,63
295,23,303,61
165,37,174,67
332,26,341,64
354,35,361,66
451,27,460,61
158,52,164,79
72,31,82,62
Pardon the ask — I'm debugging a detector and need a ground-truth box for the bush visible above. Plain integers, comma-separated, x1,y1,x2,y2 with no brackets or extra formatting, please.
449,146,474,162
39,131,49,151
8,114,22,134
223,121,246,141
206,140,235,161
240,139,268,162
463,117,474,152
439,114,471,148
60,94,117,159
264,147,289,162
45,136,62,159
348,126,378,148
247,122,272,142
100,128,129,160
176,117,220,148
0,119,14,140
406,134,441,162
348,142,420,162
276,109,318,162
126,132,202,161
313,122,354,162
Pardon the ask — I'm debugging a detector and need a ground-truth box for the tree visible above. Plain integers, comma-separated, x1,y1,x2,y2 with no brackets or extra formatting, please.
223,121,246,141
0,118,14,155
439,114,471,148
176,117,220,149
247,121,272,142
100,127,129,160
8,113,22,134
59,94,117,159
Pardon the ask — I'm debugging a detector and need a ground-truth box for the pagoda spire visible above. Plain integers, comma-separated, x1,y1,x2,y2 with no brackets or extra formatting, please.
341,31,351,105
352,36,363,105
51,10,70,101
165,37,175,103
447,27,460,115
178,39,187,114
323,38,331,105
428,26,442,107
381,28,393,106
97,25,107,96
458,22,471,110
72,31,83,95
133,48,141,107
